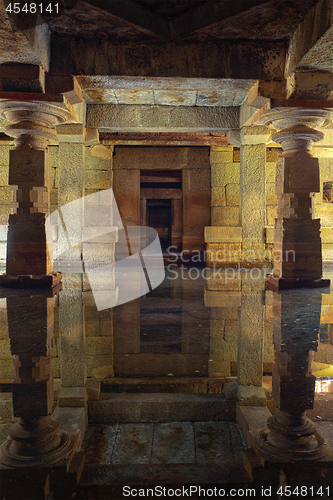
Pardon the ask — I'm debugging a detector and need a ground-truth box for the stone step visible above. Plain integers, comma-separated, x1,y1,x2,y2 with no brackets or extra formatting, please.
101,376,234,394
80,463,249,486
88,393,236,423
80,421,248,486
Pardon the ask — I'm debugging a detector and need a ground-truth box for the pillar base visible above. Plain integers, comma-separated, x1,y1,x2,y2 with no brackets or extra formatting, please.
0,271,62,289
265,274,330,291
0,450,85,500
243,447,332,494
251,427,333,463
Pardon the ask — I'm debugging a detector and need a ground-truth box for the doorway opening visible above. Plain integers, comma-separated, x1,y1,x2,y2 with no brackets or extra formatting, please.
140,170,183,252
146,199,172,249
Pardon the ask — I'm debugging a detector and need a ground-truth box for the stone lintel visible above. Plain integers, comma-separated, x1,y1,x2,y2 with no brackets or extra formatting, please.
0,64,45,93
56,124,98,144
86,104,241,132
205,226,242,243
100,132,228,146
284,0,333,76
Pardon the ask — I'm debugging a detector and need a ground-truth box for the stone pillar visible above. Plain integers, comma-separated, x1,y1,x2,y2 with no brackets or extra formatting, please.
239,127,270,268
236,276,266,406
56,125,86,268
0,289,77,469
204,289,240,378
252,288,333,467
182,147,210,255
206,145,242,267
258,108,332,289
0,99,76,288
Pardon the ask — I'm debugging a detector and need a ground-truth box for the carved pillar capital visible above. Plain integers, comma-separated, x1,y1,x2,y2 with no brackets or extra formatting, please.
258,108,332,155
0,99,75,149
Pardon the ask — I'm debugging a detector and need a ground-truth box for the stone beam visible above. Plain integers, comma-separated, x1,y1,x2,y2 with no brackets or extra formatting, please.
286,71,333,100
284,0,333,76
86,104,241,132
2,0,51,71
99,132,228,146
0,64,45,93
50,38,286,81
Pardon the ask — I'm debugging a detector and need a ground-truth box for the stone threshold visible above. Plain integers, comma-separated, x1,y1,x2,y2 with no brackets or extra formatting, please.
101,376,235,393
89,393,236,423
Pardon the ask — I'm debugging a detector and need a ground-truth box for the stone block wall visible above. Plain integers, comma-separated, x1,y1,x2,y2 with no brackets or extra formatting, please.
207,145,281,267
210,146,240,228
205,283,274,379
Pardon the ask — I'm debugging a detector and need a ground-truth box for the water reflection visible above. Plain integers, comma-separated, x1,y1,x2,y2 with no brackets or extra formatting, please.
0,287,79,498
254,288,332,461
0,265,332,495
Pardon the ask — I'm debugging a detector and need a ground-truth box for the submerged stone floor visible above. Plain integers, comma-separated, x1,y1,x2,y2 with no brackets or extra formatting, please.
78,421,248,498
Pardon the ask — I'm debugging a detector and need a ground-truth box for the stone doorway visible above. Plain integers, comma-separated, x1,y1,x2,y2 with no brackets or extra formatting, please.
146,199,172,249
113,146,211,255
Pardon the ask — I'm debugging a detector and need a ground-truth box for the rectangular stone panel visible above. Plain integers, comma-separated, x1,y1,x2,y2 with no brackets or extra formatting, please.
194,421,234,463
151,422,195,464
112,423,154,464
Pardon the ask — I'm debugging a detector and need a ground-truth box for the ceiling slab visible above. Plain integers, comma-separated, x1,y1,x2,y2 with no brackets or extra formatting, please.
284,0,333,76
295,25,333,73
51,37,286,80
172,0,300,41
48,0,169,40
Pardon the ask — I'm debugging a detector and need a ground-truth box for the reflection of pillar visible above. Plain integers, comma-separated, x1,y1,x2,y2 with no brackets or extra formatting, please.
59,287,86,388
0,98,75,288
0,289,78,472
253,288,333,464
236,277,266,406
259,108,332,289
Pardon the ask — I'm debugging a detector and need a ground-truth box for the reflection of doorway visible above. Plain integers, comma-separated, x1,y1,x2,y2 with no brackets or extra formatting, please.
147,199,171,249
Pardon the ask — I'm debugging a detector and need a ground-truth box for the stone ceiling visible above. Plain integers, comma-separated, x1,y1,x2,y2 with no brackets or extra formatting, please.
1,0,333,117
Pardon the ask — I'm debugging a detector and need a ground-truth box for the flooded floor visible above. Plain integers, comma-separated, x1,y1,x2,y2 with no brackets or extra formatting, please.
0,263,332,498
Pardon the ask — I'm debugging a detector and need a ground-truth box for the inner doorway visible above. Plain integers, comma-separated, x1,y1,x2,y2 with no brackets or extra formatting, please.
146,199,171,249
140,169,183,251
